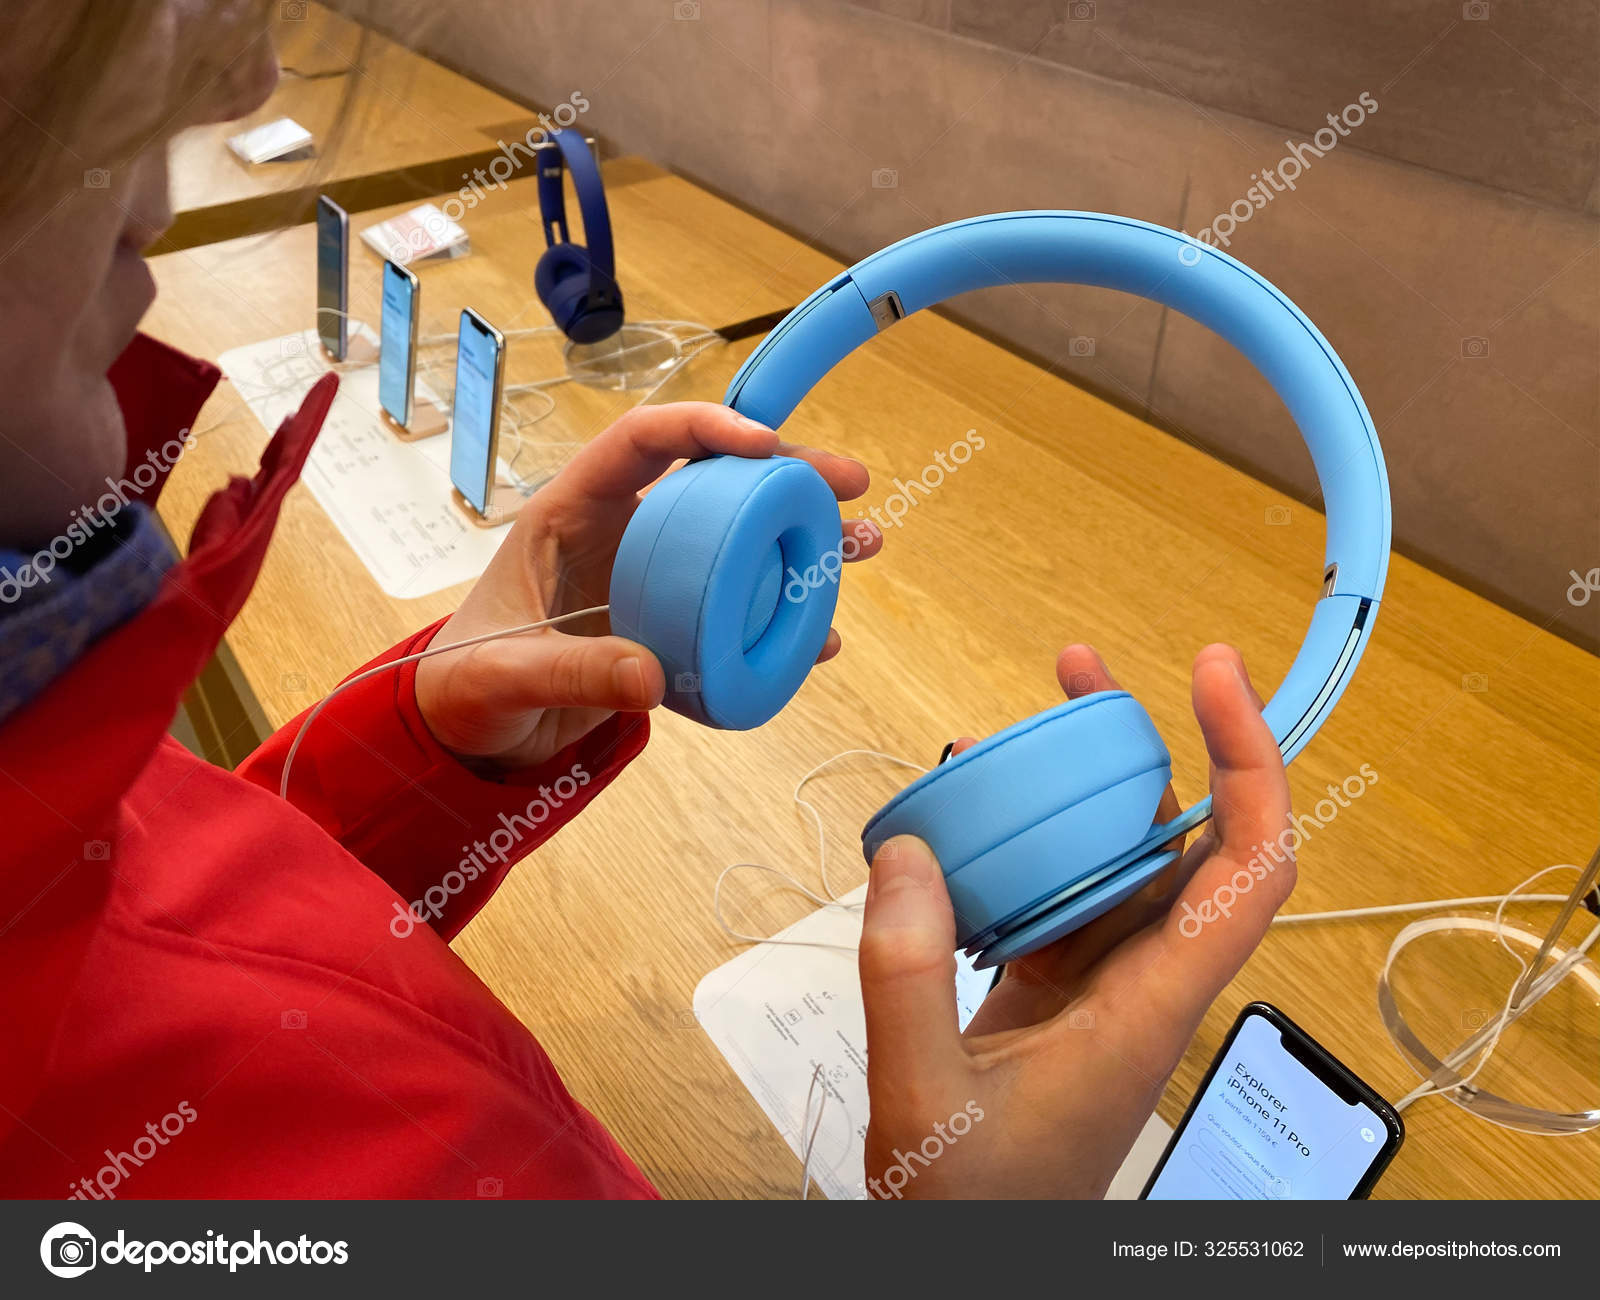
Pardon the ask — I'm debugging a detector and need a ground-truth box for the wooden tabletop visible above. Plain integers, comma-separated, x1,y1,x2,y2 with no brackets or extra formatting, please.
157,2,541,252
145,157,1600,1200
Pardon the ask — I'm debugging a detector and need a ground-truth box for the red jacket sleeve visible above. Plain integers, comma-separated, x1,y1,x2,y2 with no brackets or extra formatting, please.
237,618,649,940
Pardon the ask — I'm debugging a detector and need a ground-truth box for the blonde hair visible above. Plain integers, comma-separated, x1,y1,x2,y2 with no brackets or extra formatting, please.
0,0,389,216
1,2,157,199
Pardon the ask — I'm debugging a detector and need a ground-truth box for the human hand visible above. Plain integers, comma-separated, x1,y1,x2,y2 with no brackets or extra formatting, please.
858,643,1293,1199
415,402,880,769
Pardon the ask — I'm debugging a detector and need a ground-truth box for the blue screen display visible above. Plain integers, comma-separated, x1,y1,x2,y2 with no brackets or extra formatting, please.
449,314,501,513
378,264,416,426
1145,1013,1389,1200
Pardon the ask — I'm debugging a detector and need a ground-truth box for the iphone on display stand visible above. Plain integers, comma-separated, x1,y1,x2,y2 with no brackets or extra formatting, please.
315,195,350,362
448,308,520,526
315,194,377,365
377,259,446,439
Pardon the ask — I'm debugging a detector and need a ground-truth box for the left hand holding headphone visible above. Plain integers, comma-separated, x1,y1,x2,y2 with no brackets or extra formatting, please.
414,402,881,770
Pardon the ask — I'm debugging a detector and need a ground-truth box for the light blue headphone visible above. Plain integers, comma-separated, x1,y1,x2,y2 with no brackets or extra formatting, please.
611,211,1391,966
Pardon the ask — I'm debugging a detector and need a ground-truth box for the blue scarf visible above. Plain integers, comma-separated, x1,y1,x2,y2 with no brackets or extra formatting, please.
0,502,174,727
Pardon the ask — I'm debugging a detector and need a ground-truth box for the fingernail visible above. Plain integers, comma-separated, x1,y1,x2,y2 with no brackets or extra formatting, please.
735,414,773,434
613,656,646,705
876,836,939,894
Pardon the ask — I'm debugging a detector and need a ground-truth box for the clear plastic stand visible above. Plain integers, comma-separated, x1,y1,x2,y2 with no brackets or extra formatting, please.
1378,844,1600,1135
563,323,685,391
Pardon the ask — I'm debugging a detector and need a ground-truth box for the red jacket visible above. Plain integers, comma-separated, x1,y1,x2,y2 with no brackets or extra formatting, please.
0,336,657,1199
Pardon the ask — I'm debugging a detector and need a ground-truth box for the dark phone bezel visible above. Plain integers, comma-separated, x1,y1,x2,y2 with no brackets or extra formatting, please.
449,307,506,516
315,196,349,362
1139,1000,1404,1200
379,259,420,428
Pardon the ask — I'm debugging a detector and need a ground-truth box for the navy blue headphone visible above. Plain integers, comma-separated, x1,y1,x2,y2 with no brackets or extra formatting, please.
535,130,625,344
610,211,1392,966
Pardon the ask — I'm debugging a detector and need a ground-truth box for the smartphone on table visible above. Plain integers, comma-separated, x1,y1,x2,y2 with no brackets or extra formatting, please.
378,259,420,428
1141,1002,1402,1200
315,195,349,361
449,308,506,517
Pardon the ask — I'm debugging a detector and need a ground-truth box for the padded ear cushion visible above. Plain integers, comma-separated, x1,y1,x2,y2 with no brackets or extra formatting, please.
537,244,625,343
564,299,625,345
535,244,592,332
861,691,1172,947
609,453,843,730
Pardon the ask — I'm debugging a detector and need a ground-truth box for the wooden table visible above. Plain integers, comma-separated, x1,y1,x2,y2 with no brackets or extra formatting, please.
157,2,542,252
145,157,1600,1200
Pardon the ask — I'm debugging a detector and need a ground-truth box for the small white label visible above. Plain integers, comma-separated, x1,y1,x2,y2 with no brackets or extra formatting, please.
226,117,314,165
359,203,470,265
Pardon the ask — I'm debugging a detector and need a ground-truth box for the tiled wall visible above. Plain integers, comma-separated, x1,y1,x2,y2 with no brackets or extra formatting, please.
390,0,1599,647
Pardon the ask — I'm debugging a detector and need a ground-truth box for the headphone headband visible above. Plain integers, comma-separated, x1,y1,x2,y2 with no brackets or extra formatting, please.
538,130,619,296
726,212,1390,798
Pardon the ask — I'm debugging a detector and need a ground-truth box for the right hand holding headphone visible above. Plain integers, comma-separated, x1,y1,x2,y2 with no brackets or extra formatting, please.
857,643,1294,1199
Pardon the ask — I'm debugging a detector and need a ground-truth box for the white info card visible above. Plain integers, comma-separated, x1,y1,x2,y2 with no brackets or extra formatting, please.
694,883,1170,1199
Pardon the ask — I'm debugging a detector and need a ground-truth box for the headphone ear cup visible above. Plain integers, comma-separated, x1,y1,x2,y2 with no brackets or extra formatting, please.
862,692,1172,950
565,300,624,345
609,454,842,730
535,244,593,337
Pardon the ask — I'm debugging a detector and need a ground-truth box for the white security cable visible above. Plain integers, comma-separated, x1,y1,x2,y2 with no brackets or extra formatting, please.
1272,895,1577,924
794,749,929,902
799,1062,829,1201
712,864,861,953
710,750,929,951
277,604,610,800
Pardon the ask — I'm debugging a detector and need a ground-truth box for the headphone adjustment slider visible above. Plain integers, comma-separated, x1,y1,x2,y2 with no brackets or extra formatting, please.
868,290,905,332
